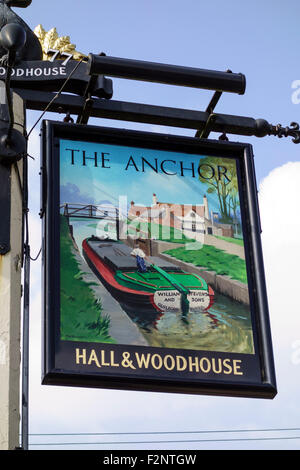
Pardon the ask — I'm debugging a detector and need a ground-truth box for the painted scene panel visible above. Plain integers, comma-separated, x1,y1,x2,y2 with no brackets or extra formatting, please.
59,139,254,354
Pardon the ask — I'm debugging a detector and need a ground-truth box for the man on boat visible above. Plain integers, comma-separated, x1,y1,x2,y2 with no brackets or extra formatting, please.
130,242,150,273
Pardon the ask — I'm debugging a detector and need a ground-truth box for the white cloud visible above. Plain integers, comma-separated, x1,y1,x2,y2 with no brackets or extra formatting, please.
259,162,300,246
259,162,300,346
258,162,300,418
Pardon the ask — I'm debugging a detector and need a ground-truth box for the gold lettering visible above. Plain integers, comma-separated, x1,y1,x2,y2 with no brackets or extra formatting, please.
101,350,110,366
163,355,175,371
188,356,199,372
233,359,243,375
110,351,119,367
88,349,101,368
212,358,222,374
176,355,187,371
135,353,151,369
76,348,87,365
75,347,245,378
151,354,163,370
199,357,211,373
223,358,233,375
121,352,136,369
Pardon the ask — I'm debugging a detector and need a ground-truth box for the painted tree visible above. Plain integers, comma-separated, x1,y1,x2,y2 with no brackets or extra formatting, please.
198,156,239,223
228,184,240,221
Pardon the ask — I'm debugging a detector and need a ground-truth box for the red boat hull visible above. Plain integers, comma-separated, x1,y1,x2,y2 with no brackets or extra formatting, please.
82,239,161,313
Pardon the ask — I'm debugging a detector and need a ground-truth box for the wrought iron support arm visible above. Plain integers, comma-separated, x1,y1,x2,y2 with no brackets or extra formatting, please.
14,88,300,144
267,122,300,144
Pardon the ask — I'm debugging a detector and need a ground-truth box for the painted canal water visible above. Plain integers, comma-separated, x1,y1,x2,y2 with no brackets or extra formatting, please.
122,293,254,354
69,218,254,354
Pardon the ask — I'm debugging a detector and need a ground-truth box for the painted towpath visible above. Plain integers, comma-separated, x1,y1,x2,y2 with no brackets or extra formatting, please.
72,244,148,347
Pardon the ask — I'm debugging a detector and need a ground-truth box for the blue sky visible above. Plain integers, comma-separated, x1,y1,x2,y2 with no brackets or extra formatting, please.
21,0,300,182
16,0,300,450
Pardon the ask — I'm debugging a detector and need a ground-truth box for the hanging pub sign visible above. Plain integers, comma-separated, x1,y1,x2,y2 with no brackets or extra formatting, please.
41,120,277,398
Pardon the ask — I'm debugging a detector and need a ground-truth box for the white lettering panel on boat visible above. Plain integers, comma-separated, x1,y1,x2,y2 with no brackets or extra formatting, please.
154,290,182,312
154,289,210,312
188,290,211,311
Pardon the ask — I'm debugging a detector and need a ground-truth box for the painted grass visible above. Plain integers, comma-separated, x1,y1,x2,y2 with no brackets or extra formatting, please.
164,244,248,284
60,215,116,343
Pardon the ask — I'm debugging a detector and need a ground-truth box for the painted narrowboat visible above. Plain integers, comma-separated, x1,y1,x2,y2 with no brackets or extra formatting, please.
82,236,214,315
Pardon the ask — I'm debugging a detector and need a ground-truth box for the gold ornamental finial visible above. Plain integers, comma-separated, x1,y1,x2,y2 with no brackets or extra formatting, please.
34,24,87,62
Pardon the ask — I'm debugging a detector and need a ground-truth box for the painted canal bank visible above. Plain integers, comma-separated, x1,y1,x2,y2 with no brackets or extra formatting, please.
158,251,249,306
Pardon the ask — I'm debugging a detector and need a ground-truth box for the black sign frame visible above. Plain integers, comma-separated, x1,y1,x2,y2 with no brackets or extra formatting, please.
41,119,276,399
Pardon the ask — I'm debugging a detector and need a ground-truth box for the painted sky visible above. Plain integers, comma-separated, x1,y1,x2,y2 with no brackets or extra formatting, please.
60,138,237,214
15,0,300,450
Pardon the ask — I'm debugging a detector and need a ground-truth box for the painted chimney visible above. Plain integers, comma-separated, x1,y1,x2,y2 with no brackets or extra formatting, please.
152,193,157,205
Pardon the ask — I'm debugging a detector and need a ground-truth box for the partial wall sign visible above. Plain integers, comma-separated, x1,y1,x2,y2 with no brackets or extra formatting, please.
41,120,277,398
7,60,112,98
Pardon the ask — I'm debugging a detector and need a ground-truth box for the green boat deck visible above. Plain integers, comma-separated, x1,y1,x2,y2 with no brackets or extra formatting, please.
115,269,208,293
